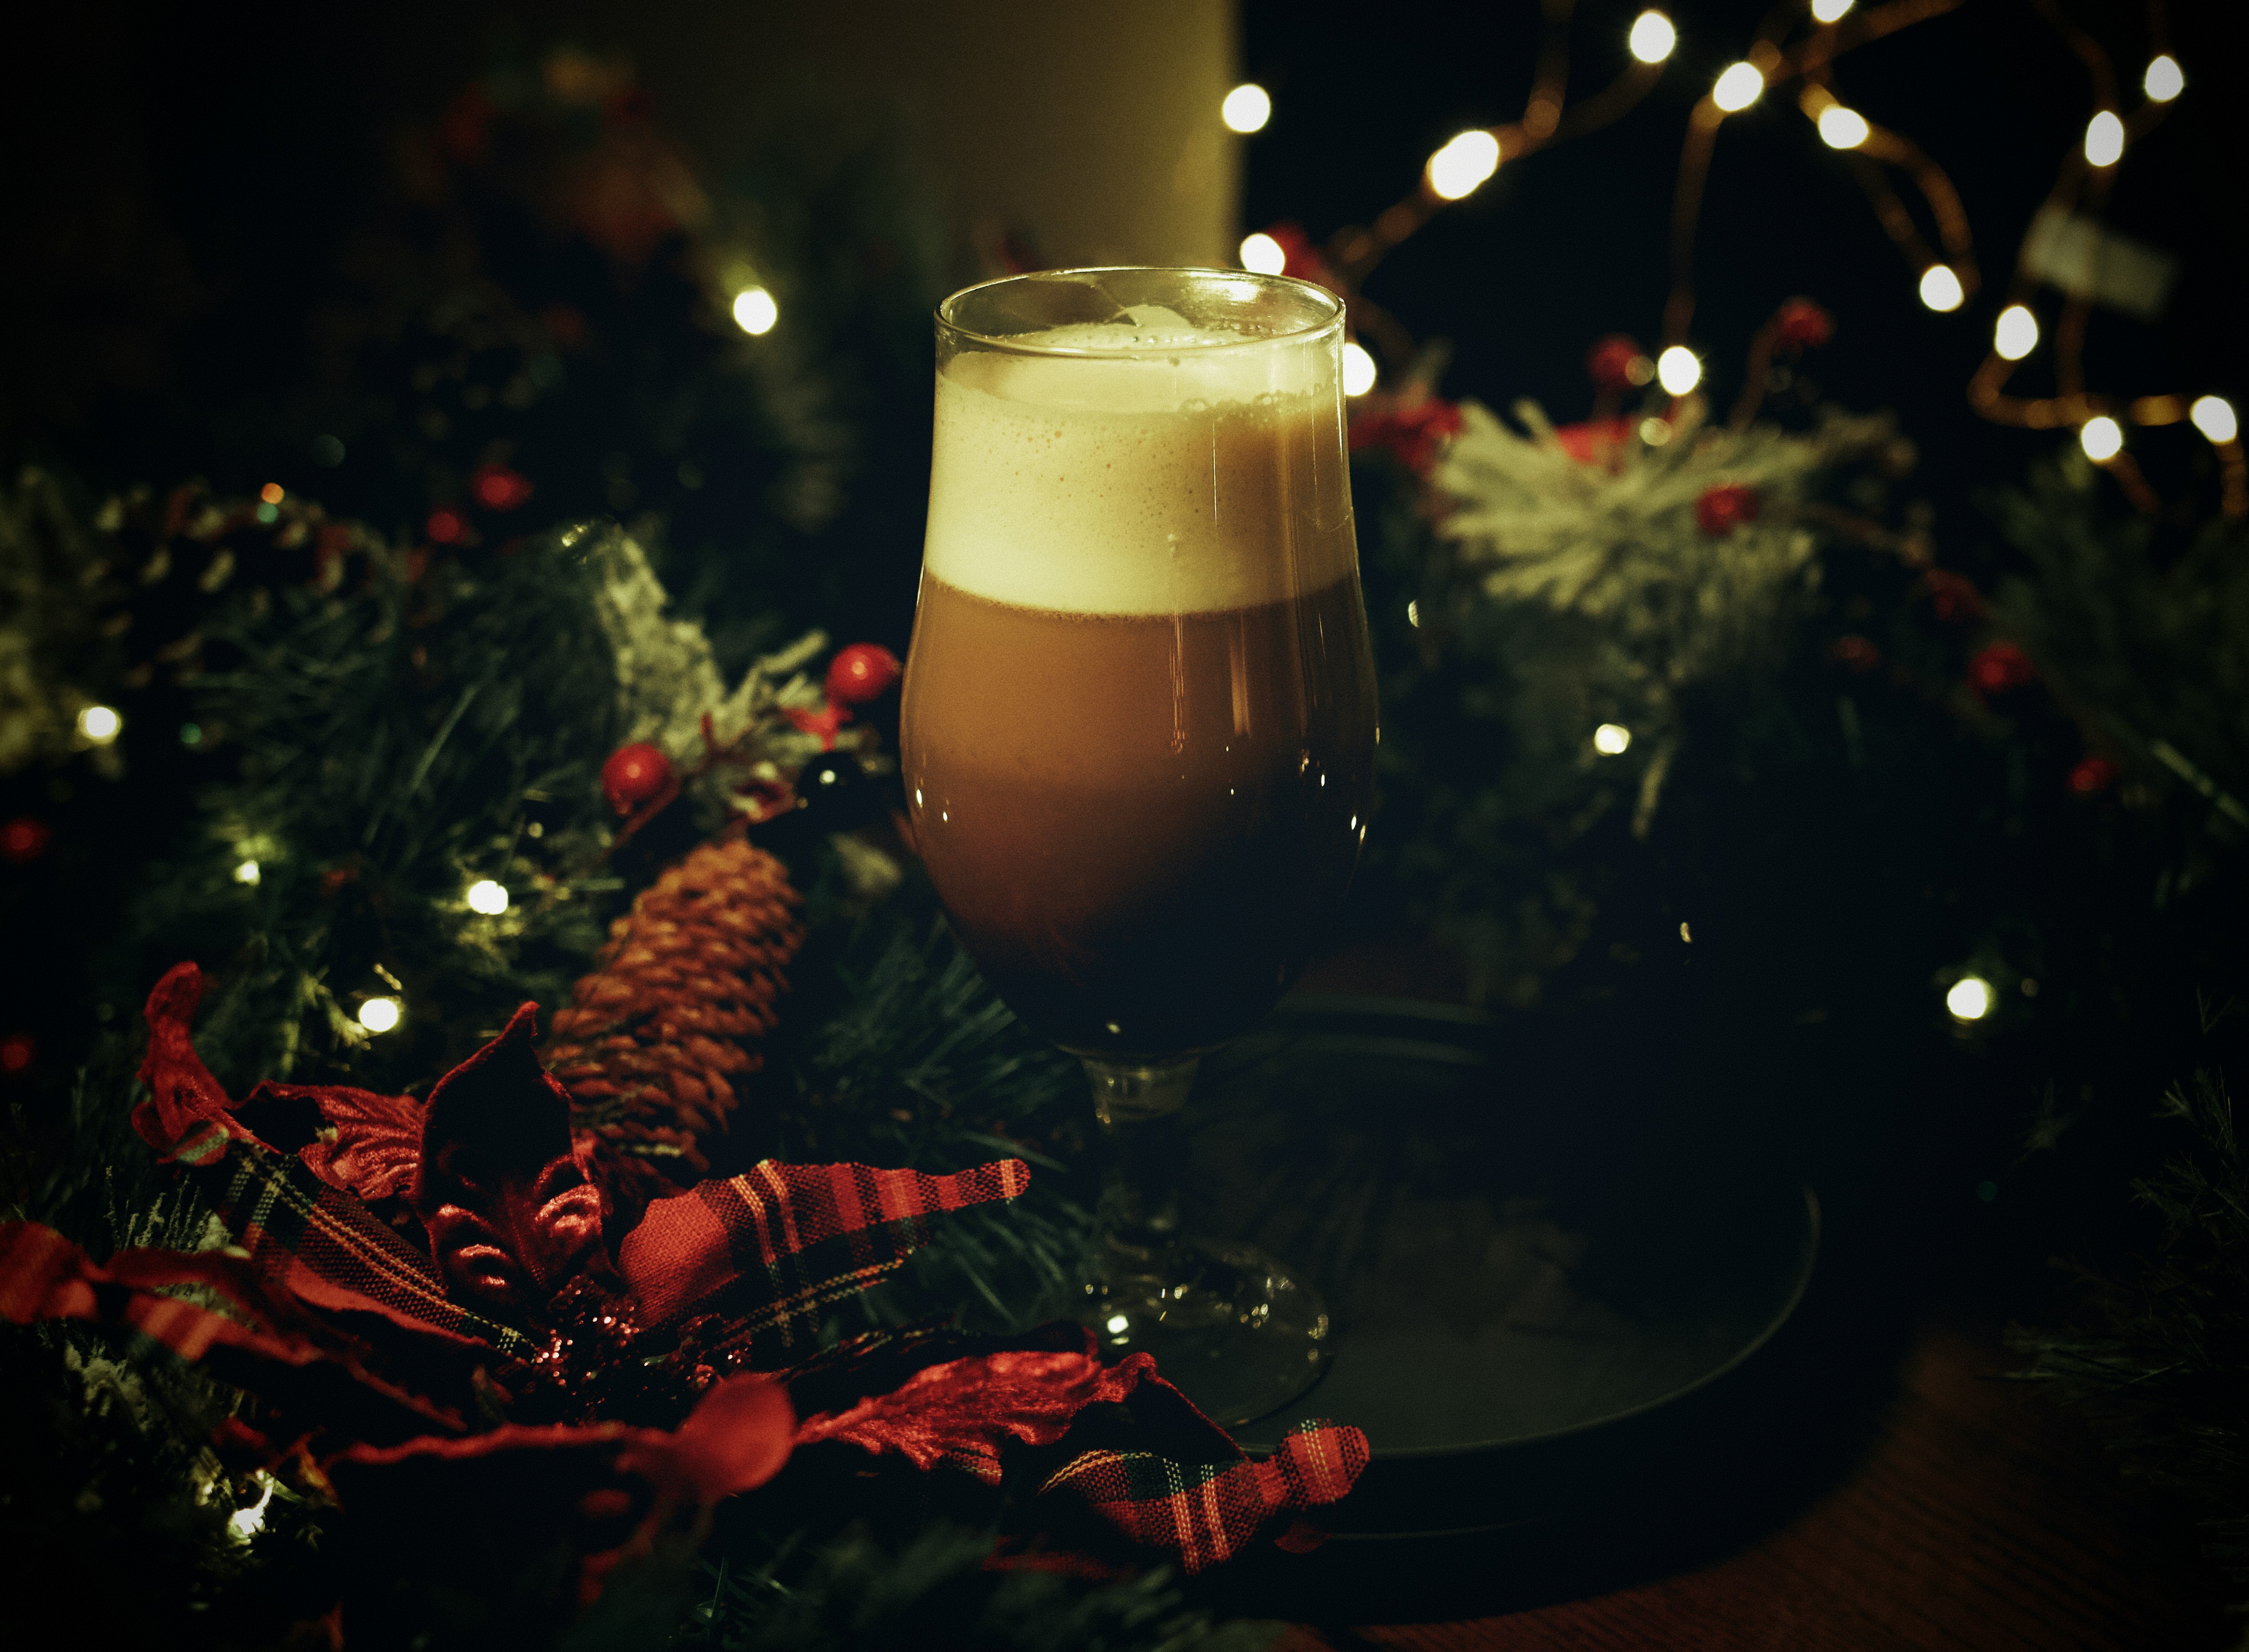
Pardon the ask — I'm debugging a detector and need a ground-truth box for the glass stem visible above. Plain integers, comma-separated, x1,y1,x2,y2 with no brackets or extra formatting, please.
1082,1056,1199,1264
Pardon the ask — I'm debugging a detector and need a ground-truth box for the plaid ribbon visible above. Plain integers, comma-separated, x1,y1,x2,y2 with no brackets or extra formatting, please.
1037,1418,1372,1574
0,1219,467,1442
129,963,1030,1374
619,1158,1032,1360
133,963,537,1358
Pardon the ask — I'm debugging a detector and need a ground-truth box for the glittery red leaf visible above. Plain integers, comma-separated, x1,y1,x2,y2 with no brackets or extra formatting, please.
246,1080,425,1203
795,1345,1161,1484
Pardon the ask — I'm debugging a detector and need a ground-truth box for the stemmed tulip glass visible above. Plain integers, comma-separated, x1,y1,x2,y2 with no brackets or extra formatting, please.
901,268,1378,1424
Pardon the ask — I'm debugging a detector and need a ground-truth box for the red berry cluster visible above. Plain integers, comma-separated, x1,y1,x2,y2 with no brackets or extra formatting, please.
1695,483,1761,538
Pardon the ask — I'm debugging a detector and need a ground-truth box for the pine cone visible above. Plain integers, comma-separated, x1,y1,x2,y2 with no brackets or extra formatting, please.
544,837,802,1192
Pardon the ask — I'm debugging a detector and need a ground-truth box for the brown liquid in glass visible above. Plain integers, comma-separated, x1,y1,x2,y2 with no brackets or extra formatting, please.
902,572,1378,1059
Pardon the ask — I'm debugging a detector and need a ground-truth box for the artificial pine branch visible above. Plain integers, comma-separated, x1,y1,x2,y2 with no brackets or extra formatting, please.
2012,1019,2249,1591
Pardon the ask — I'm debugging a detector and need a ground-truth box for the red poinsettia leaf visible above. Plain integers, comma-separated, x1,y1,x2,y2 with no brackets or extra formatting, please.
795,1345,1161,1485
619,1373,795,1503
414,1003,613,1315
132,962,271,1166
0,1221,467,1444
245,1080,426,1203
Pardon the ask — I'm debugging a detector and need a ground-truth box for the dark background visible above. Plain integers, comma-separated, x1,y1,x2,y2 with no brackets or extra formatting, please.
8,0,2241,563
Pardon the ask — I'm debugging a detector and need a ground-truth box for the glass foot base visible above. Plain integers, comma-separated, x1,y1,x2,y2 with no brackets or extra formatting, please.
1081,1238,1333,1428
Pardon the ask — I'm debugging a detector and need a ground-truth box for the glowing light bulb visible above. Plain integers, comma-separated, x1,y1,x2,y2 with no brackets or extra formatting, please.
234,859,261,886
2079,416,2123,462
1639,415,1673,445
1712,62,1765,113
1106,1313,1130,1334
228,1475,275,1542
1426,129,1501,201
1627,11,1676,64
2189,396,2238,445
2084,110,2124,168
2143,55,2183,103
1946,976,1993,1022
1221,83,1272,133
1810,0,1854,21
258,482,284,505
1341,341,1378,397
77,705,121,744
1817,105,1870,148
466,879,509,915
1238,232,1286,275
358,996,401,1033
1593,723,1633,755
1656,345,1702,396
1993,304,2039,361
731,287,778,336
1918,264,1965,312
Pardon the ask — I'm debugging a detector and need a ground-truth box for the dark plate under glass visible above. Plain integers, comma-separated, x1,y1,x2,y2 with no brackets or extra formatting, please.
1181,994,1820,1541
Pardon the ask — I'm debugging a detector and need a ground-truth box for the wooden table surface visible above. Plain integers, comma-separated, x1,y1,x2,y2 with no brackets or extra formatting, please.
1275,1313,2236,1652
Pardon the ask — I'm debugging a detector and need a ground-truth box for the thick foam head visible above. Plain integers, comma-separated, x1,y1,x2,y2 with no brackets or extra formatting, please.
924,309,1357,616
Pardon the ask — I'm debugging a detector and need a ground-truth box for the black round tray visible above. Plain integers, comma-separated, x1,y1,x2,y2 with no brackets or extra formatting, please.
1182,994,1820,1542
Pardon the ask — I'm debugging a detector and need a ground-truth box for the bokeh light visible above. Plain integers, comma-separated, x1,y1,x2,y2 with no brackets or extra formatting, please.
1426,130,1501,201
2083,110,2124,168
1340,341,1378,397
1918,264,1965,312
2079,416,2123,462
1993,304,2039,361
467,879,510,915
1947,976,1993,1022
1817,106,1870,149
358,996,402,1033
2189,396,2238,445
1627,11,1676,64
1655,346,1701,396
1592,723,1633,755
1712,62,1765,113
1221,84,1272,134
1238,232,1286,275
732,287,778,336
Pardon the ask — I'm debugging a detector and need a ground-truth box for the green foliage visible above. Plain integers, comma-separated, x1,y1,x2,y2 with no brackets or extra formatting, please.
669,1524,1274,1652
774,904,1090,1331
2012,1012,2249,1587
1986,453,2249,848
1362,398,1913,1003
106,523,628,1097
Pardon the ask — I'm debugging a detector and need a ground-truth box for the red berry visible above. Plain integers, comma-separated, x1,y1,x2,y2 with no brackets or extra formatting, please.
0,817,51,863
825,643,902,706
1968,642,2036,696
1695,483,1761,537
470,465,535,512
601,742,675,814
1773,298,1834,351
1553,419,1636,467
1585,334,1647,394
2068,755,2116,795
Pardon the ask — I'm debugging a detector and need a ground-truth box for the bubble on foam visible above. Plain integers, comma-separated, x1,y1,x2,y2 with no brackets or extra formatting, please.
1034,305,1238,354
926,327,1358,617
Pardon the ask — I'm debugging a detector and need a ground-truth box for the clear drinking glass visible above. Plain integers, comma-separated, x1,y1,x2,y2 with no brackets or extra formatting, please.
901,268,1378,1424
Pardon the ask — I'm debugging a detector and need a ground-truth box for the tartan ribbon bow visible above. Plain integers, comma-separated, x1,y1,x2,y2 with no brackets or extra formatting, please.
4,960,1366,1605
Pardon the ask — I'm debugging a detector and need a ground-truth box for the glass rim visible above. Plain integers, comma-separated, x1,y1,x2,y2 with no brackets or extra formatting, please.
935,266,1344,359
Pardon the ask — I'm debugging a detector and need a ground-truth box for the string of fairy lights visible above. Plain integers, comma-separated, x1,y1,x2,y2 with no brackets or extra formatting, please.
1227,0,2241,517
